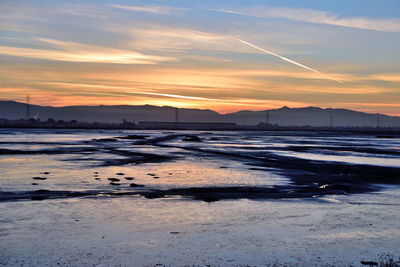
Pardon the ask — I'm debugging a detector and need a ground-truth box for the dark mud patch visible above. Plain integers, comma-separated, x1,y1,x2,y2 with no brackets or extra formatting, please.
255,156,400,187
0,182,377,203
0,188,151,202
182,135,202,142
91,138,118,142
156,143,400,194
0,190,105,202
32,177,47,180
118,135,148,140
0,141,76,145
136,183,375,202
375,135,398,138
130,183,144,187
8,182,373,202
0,147,97,155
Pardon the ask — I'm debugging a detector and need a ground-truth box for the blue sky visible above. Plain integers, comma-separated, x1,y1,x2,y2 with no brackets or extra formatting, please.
0,0,399,114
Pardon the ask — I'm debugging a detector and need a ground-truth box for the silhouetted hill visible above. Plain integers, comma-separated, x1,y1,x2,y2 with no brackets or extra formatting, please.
224,106,400,127
1,101,399,127
0,101,222,123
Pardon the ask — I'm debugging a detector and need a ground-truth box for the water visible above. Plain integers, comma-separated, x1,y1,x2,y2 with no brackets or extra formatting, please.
0,128,399,266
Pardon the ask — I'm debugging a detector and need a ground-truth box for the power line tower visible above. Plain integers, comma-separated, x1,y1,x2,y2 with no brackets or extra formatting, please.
26,95,30,120
376,114,380,128
265,110,269,124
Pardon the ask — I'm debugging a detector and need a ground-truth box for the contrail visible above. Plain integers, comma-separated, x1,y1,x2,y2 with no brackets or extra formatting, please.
237,39,343,83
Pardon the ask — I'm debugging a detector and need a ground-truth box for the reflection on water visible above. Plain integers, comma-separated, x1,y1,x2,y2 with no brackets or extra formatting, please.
274,150,400,168
0,128,399,193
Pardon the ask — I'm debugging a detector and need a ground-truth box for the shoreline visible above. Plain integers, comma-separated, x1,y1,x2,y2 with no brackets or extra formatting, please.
1,125,400,135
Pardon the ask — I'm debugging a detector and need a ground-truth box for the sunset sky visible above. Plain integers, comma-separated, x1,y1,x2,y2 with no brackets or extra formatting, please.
0,0,399,115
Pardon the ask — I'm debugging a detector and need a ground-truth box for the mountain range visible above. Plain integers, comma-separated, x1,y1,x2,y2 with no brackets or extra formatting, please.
1,100,399,127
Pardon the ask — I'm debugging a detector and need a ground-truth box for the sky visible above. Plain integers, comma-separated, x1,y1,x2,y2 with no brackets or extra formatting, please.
0,0,399,115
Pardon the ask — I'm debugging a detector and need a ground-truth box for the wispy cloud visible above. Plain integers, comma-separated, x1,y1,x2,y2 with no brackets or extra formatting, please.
110,4,185,15
368,73,400,82
123,25,233,52
0,38,175,64
210,7,400,32
44,82,231,102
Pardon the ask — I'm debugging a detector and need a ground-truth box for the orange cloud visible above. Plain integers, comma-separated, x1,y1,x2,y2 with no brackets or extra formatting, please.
0,38,175,64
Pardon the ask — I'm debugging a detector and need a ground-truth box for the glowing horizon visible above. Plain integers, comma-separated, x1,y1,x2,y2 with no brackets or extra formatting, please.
0,1,399,116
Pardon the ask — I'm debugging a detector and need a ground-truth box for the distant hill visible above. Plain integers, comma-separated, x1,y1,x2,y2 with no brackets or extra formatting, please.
223,106,400,127
1,100,399,127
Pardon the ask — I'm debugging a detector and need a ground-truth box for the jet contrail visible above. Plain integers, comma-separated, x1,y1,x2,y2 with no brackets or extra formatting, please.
237,39,342,83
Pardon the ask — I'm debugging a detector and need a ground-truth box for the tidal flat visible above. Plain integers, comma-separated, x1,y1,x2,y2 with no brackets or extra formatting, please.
0,128,399,266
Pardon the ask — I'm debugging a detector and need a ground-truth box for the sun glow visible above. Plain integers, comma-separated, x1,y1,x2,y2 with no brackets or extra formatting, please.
0,1,398,116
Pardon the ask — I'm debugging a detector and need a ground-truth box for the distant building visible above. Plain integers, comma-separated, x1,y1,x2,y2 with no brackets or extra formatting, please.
137,121,237,130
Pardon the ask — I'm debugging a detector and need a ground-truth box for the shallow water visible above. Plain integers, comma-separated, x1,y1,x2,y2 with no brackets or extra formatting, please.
0,129,399,266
